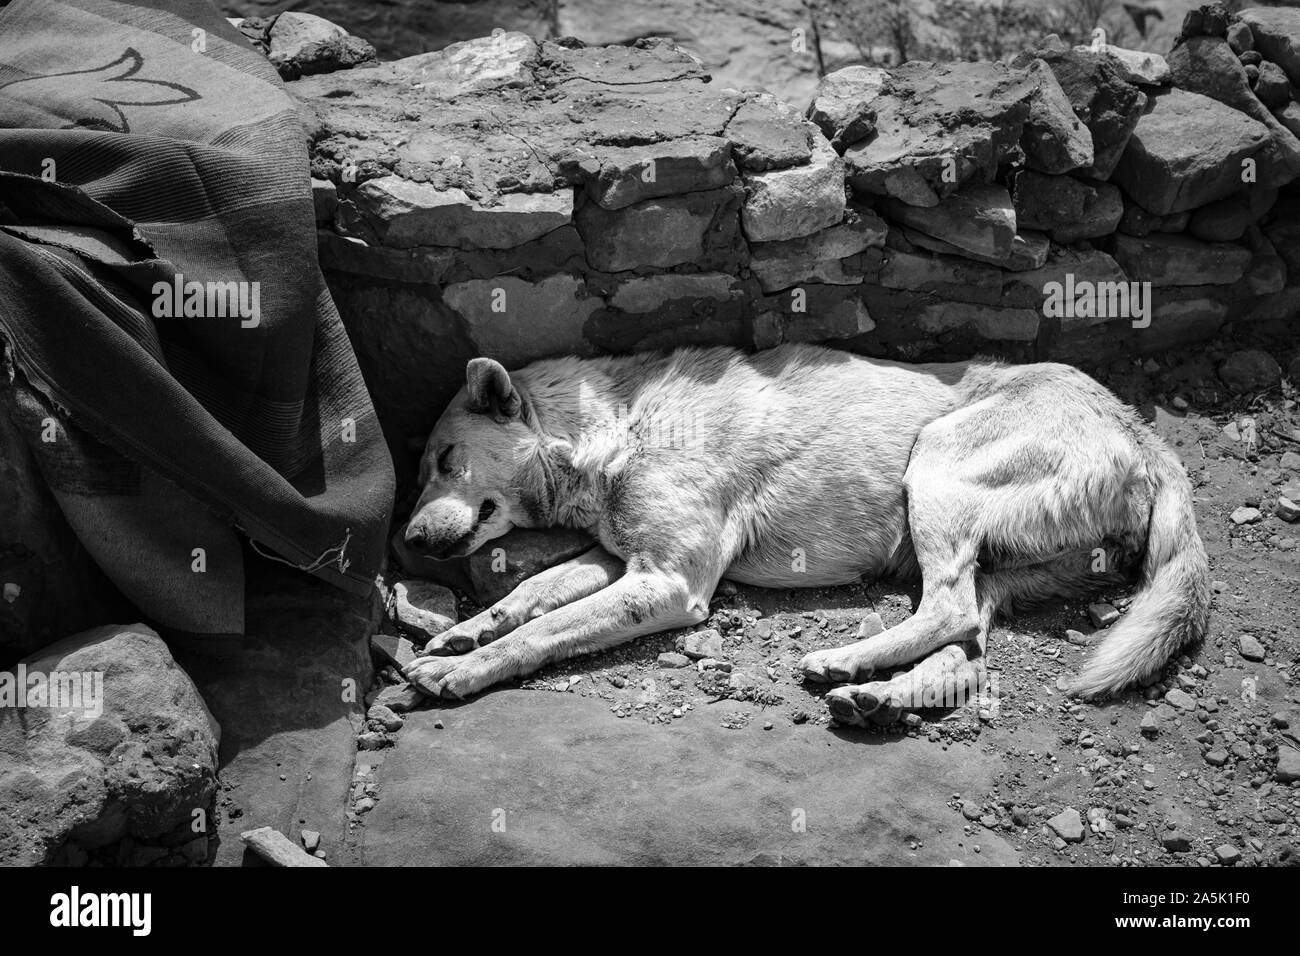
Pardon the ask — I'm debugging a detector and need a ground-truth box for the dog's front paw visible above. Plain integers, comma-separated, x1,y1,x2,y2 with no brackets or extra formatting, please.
422,611,497,656
403,648,505,699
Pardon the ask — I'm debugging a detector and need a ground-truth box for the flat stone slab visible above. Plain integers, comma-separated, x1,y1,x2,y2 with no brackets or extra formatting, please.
843,60,1036,206
1112,233,1253,286
356,689,1018,866
881,184,1016,260
296,35,744,230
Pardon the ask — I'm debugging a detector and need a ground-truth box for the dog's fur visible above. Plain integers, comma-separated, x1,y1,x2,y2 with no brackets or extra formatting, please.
403,343,1209,723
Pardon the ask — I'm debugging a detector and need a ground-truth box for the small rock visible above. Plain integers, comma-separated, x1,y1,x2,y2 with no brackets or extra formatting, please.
1277,748,1300,783
241,826,328,867
366,704,404,733
962,801,983,821
1165,688,1196,711
657,652,691,669
1161,830,1193,853
1215,844,1242,866
1231,506,1263,525
1277,497,1300,522
1238,635,1266,661
301,830,321,853
1140,710,1161,736
354,797,375,813
391,580,457,643
1047,808,1085,843
857,612,886,638
1218,349,1281,394
373,682,424,712
1205,748,1230,767
683,628,725,660
357,731,391,751
1088,603,1120,627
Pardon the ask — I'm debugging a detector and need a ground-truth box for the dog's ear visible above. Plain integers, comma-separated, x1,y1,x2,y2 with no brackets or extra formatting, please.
465,357,522,421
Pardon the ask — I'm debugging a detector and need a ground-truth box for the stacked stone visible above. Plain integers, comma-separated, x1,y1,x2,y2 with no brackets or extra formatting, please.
279,7,1300,438
819,4,1300,361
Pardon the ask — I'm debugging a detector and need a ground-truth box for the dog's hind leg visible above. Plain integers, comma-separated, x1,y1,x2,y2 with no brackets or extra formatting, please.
421,546,626,654
800,463,982,684
825,551,1128,725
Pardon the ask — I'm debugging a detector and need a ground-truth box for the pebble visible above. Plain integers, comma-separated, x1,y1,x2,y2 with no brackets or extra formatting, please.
656,652,691,669
1238,634,1266,661
366,704,404,732
355,797,375,813
372,682,423,713
1204,748,1229,767
357,731,390,751
301,830,321,853
1165,688,1196,711
962,801,982,821
1065,629,1093,646
1211,580,1229,594
857,612,885,638
683,628,724,660
1278,497,1300,522
1047,807,1085,843
1230,506,1262,525
1087,603,1120,627
1214,844,1242,866
1161,830,1192,853
1140,711,1161,736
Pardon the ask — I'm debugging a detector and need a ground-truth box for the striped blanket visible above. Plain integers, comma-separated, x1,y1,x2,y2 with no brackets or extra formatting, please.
0,0,394,639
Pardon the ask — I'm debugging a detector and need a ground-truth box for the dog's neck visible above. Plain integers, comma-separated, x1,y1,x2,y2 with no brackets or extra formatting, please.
516,366,638,534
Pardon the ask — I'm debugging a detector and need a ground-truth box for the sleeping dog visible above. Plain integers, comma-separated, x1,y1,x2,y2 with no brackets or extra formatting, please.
400,344,1208,726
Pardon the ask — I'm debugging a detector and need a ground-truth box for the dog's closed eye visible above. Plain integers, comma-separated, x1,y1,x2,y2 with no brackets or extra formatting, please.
437,444,455,474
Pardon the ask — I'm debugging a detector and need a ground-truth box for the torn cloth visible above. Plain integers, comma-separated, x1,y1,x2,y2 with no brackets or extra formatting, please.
0,0,394,635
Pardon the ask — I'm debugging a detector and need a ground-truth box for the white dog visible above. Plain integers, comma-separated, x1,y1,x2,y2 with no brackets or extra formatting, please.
401,344,1208,726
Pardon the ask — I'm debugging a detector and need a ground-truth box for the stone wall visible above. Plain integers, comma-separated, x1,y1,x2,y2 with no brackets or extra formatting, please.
284,4,1300,446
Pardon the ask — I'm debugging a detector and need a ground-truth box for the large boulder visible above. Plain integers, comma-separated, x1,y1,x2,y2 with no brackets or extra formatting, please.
1167,35,1300,185
1020,59,1095,174
0,625,219,866
1013,37,1147,179
806,66,885,152
842,61,1036,206
260,11,377,80
1112,88,1274,215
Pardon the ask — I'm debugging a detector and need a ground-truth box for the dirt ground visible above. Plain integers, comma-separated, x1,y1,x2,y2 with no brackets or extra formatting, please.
346,331,1300,867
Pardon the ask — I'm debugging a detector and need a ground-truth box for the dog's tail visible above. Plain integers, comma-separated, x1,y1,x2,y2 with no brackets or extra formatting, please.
1071,441,1210,698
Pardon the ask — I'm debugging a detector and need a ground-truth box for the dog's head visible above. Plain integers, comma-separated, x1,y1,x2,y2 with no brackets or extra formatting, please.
404,358,551,559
